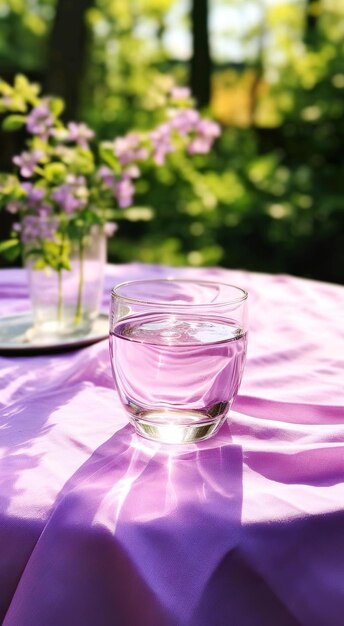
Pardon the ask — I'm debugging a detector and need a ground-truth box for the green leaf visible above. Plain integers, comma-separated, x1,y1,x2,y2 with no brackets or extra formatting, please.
0,174,22,197
43,162,67,183
119,206,154,221
0,239,20,260
33,258,47,270
71,149,95,174
0,79,12,97
14,74,41,104
50,97,65,118
4,246,21,262
2,114,26,131
24,247,43,260
0,239,19,253
58,256,72,271
99,144,120,172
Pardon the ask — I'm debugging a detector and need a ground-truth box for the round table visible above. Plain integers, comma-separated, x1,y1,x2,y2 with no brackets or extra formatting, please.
0,264,343,626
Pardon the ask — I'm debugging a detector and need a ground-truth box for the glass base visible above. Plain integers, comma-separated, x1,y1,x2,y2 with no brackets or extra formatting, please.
31,317,93,339
129,411,225,444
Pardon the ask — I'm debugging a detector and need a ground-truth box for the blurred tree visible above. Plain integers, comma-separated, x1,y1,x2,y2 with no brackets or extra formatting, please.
190,0,211,106
0,0,343,283
247,22,266,127
82,0,176,135
305,0,320,45
45,0,94,119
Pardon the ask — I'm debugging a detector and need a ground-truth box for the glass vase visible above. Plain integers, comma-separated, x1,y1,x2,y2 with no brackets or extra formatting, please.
25,227,106,338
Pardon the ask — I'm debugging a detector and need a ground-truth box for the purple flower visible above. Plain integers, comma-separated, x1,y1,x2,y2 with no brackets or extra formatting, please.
170,108,200,136
196,119,221,139
67,174,87,189
113,134,139,165
13,150,43,178
21,182,45,206
6,201,21,214
104,222,118,237
150,123,174,165
187,137,213,154
113,134,148,166
170,86,191,101
98,166,116,189
188,119,221,154
26,102,54,139
37,204,52,218
67,122,95,149
22,216,40,242
21,215,58,244
52,187,82,214
6,184,51,217
52,175,88,215
98,165,139,207
114,178,135,208
123,165,140,179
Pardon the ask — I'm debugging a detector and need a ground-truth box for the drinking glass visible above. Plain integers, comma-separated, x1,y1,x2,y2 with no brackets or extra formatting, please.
109,278,248,444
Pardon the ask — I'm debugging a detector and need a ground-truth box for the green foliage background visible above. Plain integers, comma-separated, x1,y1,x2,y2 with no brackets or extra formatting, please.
0,0,343,283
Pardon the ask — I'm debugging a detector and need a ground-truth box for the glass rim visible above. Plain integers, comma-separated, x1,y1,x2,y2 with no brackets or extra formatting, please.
111,278,248,308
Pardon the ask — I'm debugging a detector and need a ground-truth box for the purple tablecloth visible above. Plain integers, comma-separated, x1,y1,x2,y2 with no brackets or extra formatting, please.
0,264,343,626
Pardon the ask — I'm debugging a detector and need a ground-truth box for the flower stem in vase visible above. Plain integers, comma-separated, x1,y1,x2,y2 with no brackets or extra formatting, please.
74,239,84,325
57,268,63,323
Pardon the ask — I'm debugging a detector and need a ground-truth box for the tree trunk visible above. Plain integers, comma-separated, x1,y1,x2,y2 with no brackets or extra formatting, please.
248,25,266,127
190,0,211,108
305,0,320,45
45,0,94,119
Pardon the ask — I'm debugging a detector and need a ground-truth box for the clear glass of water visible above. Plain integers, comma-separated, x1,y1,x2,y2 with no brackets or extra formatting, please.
109,278,248,444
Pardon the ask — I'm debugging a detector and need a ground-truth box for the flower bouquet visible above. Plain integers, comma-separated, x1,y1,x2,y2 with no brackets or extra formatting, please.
0,75,220,338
